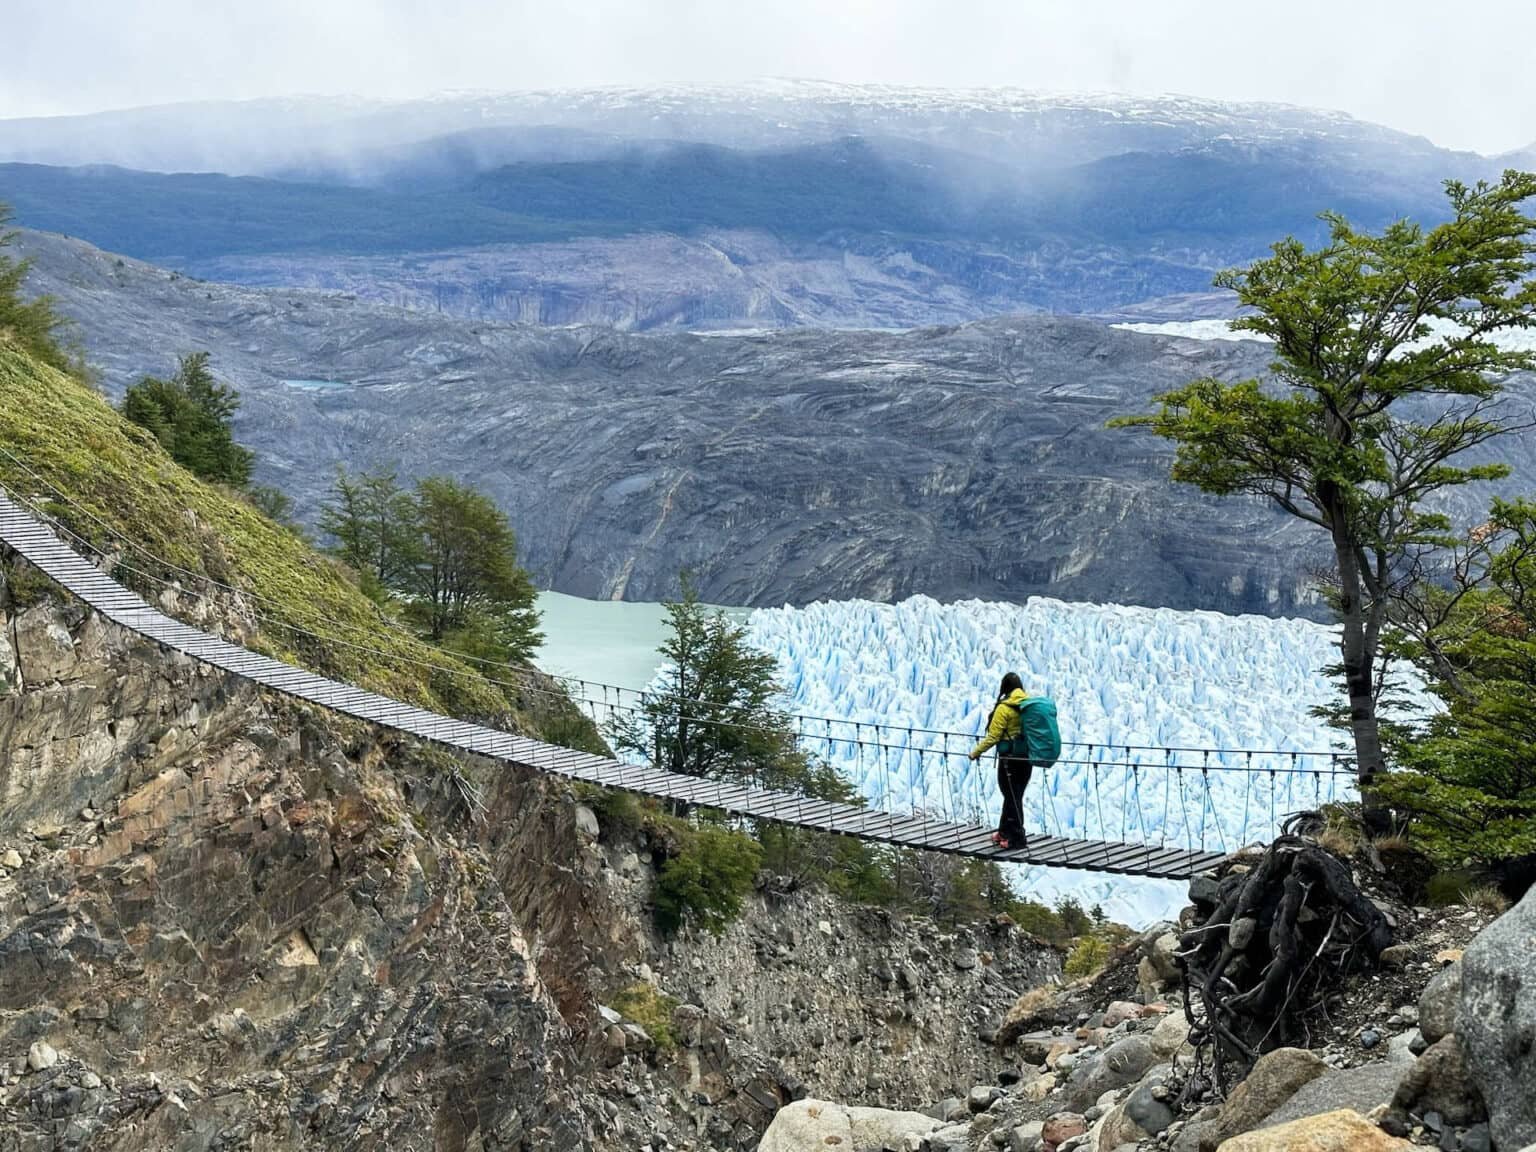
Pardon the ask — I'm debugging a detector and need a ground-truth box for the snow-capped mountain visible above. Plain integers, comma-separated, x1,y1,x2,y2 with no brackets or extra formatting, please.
0,80,1474,178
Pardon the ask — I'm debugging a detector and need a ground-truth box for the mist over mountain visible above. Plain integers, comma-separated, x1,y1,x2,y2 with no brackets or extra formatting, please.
0,82,1480,177
0,81,1495,328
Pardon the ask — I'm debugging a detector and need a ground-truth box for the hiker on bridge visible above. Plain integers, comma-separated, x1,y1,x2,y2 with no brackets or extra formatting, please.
969,672,1060,850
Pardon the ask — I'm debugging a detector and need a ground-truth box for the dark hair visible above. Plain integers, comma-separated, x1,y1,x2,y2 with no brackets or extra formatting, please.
998,672,1023,699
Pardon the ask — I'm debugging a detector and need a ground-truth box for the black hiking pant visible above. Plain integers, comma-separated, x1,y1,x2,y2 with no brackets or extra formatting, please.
997,757,1034,841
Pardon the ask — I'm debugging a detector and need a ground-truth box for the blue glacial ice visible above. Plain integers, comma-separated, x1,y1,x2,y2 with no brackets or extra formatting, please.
743,594,1432,927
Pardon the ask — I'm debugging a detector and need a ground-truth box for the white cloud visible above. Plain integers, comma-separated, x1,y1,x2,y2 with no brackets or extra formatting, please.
3,0,1534,154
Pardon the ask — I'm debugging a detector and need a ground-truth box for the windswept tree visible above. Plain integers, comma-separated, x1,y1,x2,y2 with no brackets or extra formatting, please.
1115,173,1536,784
122,352,254,487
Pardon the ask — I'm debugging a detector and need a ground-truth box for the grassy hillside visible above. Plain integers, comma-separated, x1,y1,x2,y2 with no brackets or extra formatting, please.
0,337,596,744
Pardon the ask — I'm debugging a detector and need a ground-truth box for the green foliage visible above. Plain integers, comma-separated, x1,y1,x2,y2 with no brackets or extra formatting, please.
246,484,296,527
610,579,790,784
653,823,762,935
0,205,75,375
318,465,418,587
122,352,254,486
1064,935,1111,978
575,784,645,840
1053,896,1094,938
2,556,53,609
1379,498,1536,872
1114,173,1536,781
409,475,540,652
319,466,542,662
606,983,679,1051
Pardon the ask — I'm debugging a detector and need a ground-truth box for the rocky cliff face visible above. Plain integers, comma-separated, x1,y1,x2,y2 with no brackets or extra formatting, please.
0,557,1064,1149
16,231,1333,616
22,230,1532,616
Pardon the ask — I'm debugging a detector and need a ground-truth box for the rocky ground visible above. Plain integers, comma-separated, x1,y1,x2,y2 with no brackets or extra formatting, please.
753,849,1535,1152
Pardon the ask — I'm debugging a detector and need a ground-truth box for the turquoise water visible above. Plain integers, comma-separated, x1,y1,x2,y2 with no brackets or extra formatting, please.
533,590,748,691
281,378,349,391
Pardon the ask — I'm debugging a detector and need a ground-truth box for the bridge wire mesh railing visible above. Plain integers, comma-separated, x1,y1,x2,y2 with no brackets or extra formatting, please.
0,461,1357,858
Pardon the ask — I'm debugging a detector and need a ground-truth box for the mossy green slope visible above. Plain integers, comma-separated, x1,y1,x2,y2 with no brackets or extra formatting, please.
0,337,589,739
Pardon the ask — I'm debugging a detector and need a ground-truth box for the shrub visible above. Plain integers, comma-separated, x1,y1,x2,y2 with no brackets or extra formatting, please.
577,784,645,841
1064,935,1110,979
653,823,761,935
606,982,678,1051
1461,883,1511,916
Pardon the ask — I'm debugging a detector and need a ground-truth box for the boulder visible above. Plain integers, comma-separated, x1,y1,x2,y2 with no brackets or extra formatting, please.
1459,887,1536,1152
1102,1001,1144,1028
847,1105,940,1149
573,805,600,839
760,1100,853,1151
761,1100,943,1151
1008,1120,1044,1152
924,1123,972,1152
1147,931,1181,983
1067,1035,1156,1109
1418,958,1462,1044
1384,1034,1483,1129
26,1041,58,1071
1041,1111,1087,1149
968,1085,1003,1113
1217,1109,1413,1151
13,605,78,684
1099,1076,1176,1147
1378,943,1414,970
1203,1047,1328,1148
1259,1061,1409,1129
1149,1009,1191,1060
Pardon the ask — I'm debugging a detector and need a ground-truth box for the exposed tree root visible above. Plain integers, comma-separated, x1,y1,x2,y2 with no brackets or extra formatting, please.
1177,812,1394,1095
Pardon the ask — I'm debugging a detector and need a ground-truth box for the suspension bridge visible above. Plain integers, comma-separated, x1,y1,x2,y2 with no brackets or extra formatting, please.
0,486,1354,881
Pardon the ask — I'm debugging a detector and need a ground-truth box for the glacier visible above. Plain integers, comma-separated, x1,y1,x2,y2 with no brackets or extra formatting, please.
742,594,1433,926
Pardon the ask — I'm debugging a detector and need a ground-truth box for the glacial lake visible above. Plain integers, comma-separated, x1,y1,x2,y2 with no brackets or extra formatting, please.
532,590,749,692
281,378,350,391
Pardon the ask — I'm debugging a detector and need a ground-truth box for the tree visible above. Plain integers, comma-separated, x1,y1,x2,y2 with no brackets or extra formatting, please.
610,579,797,783
1377,498,1536,875
407,476,541,659
318,464,417,588
1114,173,1536,783
0,204,75,375
122,352,254,486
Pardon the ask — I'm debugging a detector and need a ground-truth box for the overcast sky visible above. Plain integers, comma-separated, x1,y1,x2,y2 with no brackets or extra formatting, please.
3,0,1532,155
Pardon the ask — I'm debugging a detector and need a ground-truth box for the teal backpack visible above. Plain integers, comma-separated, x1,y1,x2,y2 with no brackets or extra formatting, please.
1000,697,1061,768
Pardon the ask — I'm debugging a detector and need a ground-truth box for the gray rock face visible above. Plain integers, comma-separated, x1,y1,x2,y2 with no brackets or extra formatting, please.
1259,1060,1410,1128
23,229,1535,613
1066,1035,1157,1109
1419,958,1462,1044
1207,1047,1327,1148
14,230,1343,615
1459,888,1536,1151
1387,1034,1484,1129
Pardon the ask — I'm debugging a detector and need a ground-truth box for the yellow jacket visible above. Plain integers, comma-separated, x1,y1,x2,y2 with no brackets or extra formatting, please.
972,688,1029,758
